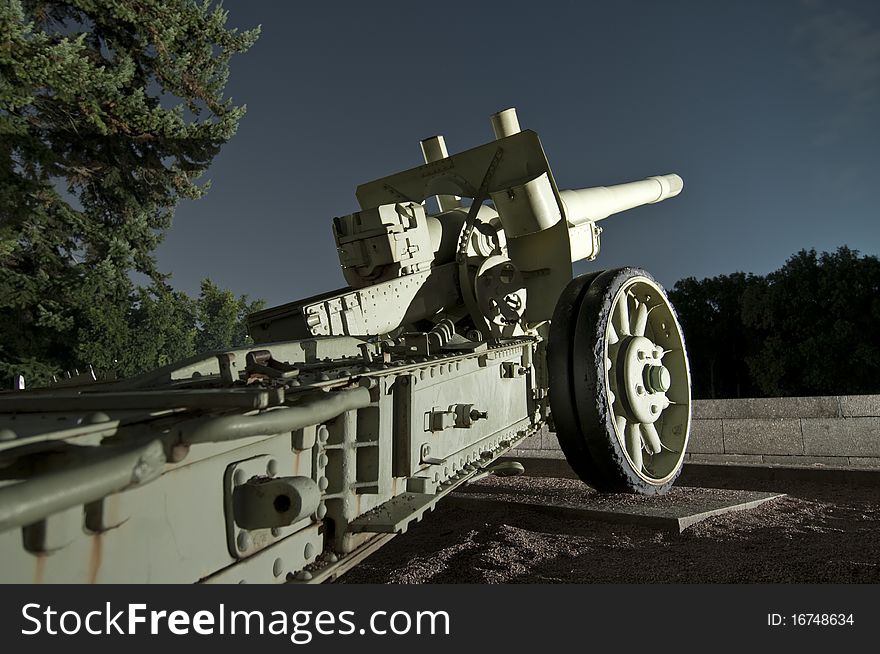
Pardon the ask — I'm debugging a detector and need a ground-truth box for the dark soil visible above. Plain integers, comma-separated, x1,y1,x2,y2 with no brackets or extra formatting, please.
339,459,880,583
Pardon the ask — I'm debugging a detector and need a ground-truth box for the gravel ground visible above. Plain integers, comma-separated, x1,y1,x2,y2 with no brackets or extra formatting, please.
340,460,880,583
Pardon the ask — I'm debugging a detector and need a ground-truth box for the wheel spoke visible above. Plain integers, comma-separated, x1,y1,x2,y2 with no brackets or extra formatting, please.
625,422,643,471
641,422,662,455
613,293,630,336
632,301,648,337
608,322,619,344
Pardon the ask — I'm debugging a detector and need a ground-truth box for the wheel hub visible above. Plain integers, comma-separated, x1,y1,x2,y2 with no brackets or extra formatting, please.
619,336,670,425
644,365,671,393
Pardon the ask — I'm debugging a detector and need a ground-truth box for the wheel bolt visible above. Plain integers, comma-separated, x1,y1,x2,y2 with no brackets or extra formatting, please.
650,404,659,414
636,385,644,395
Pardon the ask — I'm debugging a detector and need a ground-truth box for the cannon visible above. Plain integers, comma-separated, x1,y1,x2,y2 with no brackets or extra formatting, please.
0,108,690,583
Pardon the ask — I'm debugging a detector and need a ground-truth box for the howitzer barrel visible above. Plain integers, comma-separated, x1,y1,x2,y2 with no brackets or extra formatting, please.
561,173,683,226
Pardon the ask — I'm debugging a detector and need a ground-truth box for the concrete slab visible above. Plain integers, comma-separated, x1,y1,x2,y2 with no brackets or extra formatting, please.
840,395,880,418
511,448,561,459
517,431,542,451
692,396,840,420
848,456,880,468
802,417,880,457
723,418,803,455
686,452,764,465
449,485,785,533
688,419,724,453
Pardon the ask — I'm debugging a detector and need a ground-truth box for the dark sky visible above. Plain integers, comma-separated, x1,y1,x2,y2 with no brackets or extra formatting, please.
155,0,879,307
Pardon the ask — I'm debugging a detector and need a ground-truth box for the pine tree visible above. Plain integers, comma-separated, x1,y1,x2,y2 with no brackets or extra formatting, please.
0,1,259,386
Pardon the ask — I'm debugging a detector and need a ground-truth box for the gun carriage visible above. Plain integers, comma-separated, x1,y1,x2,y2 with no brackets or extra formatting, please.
0,109,690,583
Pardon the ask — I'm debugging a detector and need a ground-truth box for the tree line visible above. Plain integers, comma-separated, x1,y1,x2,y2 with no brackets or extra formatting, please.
668,246,880,399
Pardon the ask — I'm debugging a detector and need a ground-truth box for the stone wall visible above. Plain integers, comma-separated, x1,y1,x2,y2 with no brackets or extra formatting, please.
516,395,880,470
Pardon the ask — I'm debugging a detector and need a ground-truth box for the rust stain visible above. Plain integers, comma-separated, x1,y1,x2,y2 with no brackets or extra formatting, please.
34,553,47,584
88,533,103,584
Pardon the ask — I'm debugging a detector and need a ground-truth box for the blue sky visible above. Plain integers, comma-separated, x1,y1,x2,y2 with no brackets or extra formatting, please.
155,0,879,306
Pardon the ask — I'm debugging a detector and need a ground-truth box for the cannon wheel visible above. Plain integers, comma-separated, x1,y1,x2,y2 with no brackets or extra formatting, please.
548,268,691,495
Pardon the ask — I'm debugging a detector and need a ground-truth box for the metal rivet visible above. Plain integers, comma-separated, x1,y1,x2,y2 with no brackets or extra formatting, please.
233,469,246,485
236,531,251,551
267,459,278,476
273,558,284,577
304,542,315,559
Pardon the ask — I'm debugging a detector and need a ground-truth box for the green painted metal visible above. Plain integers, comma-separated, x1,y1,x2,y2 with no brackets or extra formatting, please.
0,108,689,583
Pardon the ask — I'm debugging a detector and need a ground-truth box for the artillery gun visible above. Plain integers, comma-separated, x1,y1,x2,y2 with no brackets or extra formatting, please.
0,108,690,583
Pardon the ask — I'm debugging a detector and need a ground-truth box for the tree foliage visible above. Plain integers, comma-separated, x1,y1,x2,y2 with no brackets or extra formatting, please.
0,1,260,386
668,272,763,399
75,280,264,380
193,279,263,354
742,247,880,396
669,247,880,398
